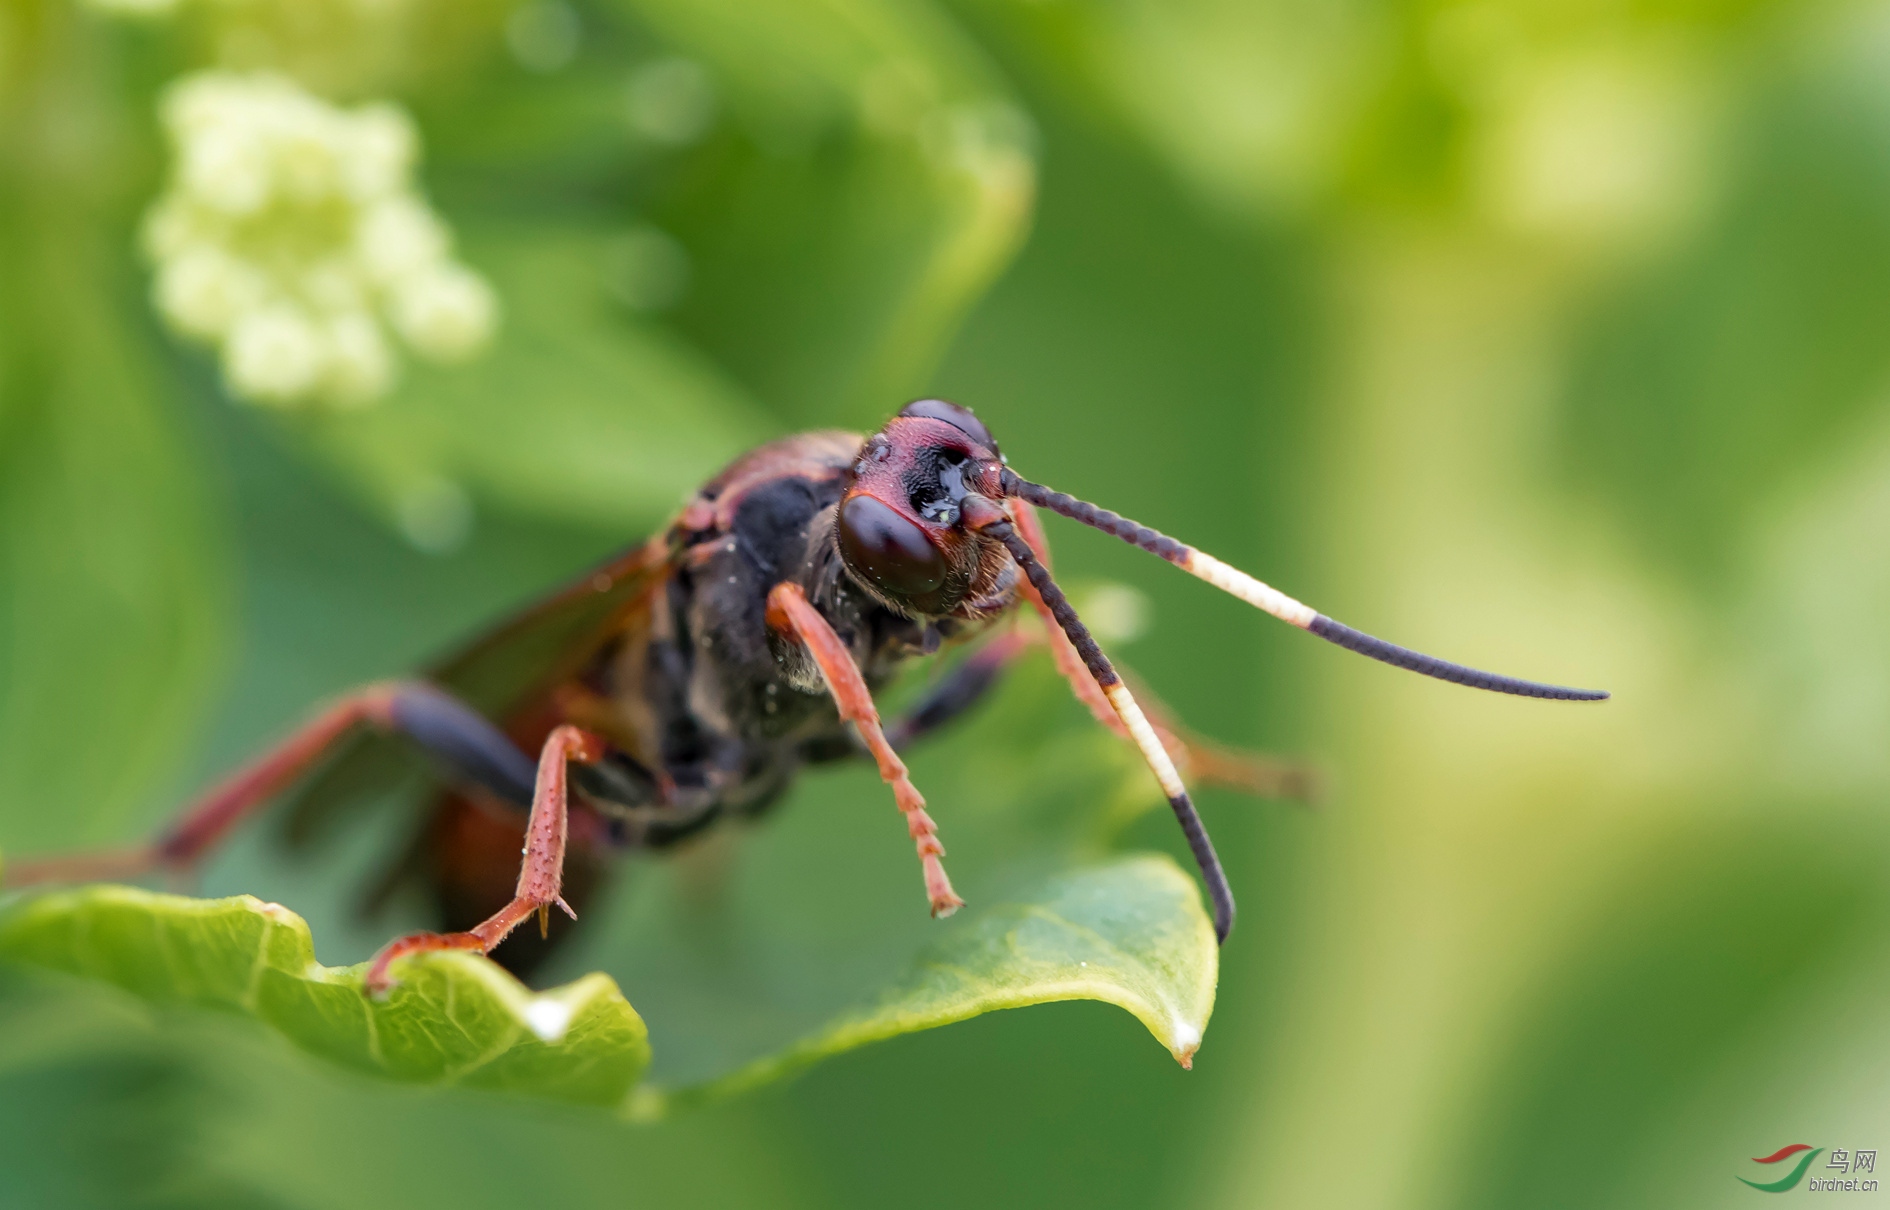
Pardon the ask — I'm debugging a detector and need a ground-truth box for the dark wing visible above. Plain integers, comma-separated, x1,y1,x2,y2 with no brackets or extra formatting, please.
426,536,673,716
279,537,675,849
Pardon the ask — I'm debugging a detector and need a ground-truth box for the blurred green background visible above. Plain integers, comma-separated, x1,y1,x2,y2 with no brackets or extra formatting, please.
5,0,1890,1204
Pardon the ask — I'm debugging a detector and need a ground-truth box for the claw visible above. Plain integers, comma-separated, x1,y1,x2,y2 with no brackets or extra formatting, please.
361,930,485,999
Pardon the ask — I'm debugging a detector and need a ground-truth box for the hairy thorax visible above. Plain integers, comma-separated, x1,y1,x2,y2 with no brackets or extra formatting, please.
563,430,1012,833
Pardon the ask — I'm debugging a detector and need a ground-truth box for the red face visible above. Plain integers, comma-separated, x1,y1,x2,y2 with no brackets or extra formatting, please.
836,400,1010,618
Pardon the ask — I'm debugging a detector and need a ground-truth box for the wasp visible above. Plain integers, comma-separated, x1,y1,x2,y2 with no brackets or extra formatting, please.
8,400,1606,991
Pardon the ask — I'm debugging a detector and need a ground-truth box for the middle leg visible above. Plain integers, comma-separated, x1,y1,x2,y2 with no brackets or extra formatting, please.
883,628,1033,751
364,724,606,995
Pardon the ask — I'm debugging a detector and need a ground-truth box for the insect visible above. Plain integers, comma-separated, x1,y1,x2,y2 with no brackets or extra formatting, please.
7,400,1606,991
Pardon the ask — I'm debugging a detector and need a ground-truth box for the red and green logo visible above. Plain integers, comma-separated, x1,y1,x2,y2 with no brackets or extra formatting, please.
1740,1145,1823,1192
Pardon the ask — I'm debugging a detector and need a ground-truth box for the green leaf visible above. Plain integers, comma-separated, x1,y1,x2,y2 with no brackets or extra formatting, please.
0,887,650,1108
636,853,1218,1118
553,653,1181,1088
0,853,1213,1112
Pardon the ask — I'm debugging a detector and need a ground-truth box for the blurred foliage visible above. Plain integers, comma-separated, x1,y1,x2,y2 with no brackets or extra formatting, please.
3,0,1890,1204
1560,67,1890,582
0,967,281,1210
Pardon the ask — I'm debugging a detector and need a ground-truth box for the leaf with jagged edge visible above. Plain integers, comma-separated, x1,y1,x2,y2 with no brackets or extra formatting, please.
0,855,1214,1114
0,887,649,1108
634,854,1218,1118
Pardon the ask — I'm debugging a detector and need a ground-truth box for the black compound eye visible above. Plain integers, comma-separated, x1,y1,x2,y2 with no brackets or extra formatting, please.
837,493,947,604
899,399,999,456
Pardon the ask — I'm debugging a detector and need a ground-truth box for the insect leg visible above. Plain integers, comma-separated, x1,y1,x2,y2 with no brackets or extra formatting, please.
1009,501,1318,803
766,581,964,917
1008,500,1133,733
364,724,606,995
5,681,535,888
964,496,1235,943
884,629,1033,750
881,609,1317,800
1142,706,1320,804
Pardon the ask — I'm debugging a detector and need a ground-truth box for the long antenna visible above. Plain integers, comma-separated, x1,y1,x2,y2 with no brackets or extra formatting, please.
1001,471,1608,702
961,497,1236,943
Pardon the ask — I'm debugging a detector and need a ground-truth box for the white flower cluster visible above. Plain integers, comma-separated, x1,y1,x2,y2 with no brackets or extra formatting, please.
144,71,497,408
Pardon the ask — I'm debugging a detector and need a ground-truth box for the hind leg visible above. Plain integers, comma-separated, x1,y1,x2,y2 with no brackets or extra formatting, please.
5,681,537,888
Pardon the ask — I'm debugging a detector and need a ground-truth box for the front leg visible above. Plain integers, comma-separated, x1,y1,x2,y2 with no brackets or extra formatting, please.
364,725,605,995
766,581,964,917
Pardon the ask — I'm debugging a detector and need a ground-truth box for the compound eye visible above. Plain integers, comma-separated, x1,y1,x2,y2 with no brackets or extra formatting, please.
898,399,999,456
837,493,947,605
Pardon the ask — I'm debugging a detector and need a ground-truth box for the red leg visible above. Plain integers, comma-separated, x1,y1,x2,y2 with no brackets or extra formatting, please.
363,725,605,995
1125,677,1321,802
1010,500,1123,734
883,627,1032,750
5,683,403,888
766,581,963,917
1012,500,1317,803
